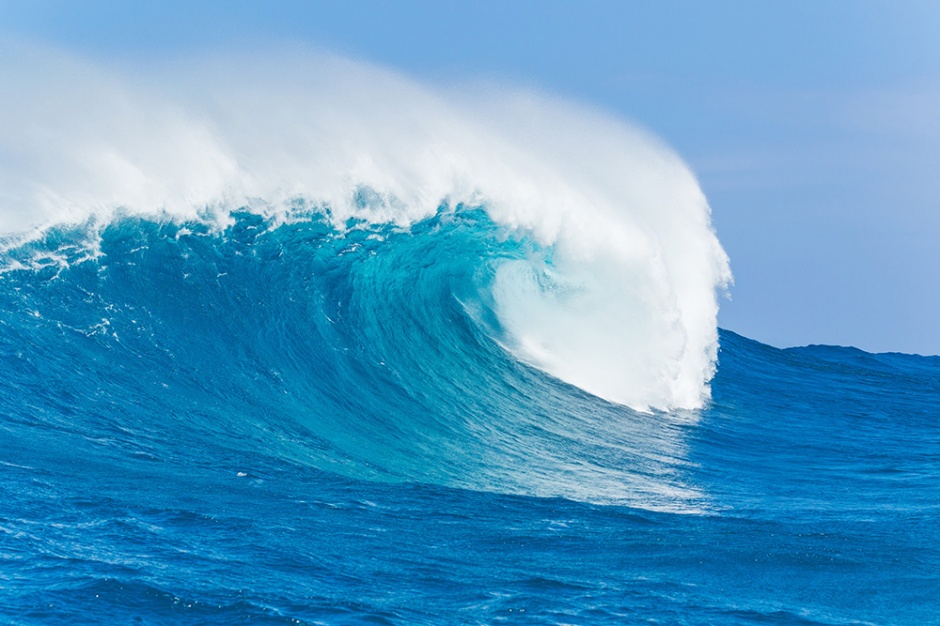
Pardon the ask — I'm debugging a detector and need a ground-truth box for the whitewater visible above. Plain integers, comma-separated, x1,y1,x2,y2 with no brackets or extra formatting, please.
1,47,938,625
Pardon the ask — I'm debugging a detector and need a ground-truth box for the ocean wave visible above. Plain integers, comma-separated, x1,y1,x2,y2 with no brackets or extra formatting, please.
0,45,730,412
0,210,710,511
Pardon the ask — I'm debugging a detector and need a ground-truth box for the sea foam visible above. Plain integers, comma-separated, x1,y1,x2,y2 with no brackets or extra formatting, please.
0,44,731,410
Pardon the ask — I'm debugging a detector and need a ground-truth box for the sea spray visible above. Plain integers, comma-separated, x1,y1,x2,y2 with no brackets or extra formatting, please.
0,45,730,410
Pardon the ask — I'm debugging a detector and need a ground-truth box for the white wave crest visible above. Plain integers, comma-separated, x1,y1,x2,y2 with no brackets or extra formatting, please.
0,43,731,411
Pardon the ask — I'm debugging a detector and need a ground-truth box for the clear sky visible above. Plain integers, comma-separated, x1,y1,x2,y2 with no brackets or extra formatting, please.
2,0,938,354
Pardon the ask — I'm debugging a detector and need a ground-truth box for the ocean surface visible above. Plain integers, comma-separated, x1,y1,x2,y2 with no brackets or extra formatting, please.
1,209,938,625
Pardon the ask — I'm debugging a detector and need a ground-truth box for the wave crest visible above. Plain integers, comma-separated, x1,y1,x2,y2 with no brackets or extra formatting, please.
0,45,730,410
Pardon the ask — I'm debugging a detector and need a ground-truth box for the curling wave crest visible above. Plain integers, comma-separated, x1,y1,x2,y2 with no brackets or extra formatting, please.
0,45,730,411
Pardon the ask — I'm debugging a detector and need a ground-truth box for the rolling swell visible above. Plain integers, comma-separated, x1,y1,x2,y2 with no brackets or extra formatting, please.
0,207,704,511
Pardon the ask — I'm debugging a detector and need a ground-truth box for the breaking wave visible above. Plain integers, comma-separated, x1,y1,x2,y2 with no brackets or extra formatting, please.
0,45,730,413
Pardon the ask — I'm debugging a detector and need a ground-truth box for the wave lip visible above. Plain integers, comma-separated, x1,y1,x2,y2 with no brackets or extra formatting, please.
0,45,731,411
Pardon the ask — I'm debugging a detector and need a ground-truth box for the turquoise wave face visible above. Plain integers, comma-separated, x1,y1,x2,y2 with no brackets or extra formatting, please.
0,208,704,511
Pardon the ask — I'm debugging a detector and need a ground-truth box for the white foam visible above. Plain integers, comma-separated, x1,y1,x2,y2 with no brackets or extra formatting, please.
0,43,731,411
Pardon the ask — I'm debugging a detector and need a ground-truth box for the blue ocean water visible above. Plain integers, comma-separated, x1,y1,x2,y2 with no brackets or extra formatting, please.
1,209,938,624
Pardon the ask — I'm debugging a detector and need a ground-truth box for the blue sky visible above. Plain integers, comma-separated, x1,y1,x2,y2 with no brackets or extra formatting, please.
2,0,938,354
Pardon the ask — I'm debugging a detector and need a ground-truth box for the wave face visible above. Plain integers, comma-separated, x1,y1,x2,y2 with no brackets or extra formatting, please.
0,210,707,510
2,50,938,625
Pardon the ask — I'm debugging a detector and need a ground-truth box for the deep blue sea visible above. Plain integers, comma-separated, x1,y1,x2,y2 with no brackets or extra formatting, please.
2,210,938,625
